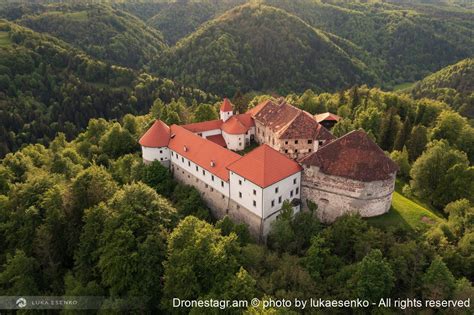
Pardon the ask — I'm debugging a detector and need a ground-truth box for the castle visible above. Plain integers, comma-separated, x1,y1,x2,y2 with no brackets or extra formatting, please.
139,98,398,238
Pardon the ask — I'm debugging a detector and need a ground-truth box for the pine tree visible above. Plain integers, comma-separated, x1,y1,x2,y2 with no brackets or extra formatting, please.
394,117,412,151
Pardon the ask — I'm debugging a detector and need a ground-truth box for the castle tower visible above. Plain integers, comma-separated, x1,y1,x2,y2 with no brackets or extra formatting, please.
220,98,234,122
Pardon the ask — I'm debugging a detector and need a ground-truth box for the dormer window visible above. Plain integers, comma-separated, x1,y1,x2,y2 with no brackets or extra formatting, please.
210,160,215,167
183,145,188,152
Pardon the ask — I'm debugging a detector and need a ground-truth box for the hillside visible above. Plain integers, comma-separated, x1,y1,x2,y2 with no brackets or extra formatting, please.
2,3,167,69
156,4,376,96
264,0,474,86
145,0,246,45
411,58,474,118
0,20,215,157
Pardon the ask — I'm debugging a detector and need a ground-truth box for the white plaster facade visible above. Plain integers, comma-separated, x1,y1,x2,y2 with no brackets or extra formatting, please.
222,131,246,151
142,146,171,164
220,110,233,122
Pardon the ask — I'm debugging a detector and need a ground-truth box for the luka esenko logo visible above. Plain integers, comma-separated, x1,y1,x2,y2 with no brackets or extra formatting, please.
16,297,27,308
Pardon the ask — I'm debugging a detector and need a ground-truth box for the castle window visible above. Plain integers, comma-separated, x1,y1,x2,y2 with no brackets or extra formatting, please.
181,157,184,163
211,188,214,192
278,196,282,204
271,200,275,207
253,189,256,195
239,142,242,146
239,192,242,198
211,175,214,181
290,190,293,197
221,181,224,187
309,149,312,152
196,166,198,172
296,187,299,195
319,140,324,145
222,194,225,199
320,198,329,204
202,170,205,176
160,150,163,154
253,200,256,207
275,187,279,193
285,141,288,145
160,158,163,161
295,140,298,144
285,150,288,153
367,193,373,196
295,149,298,153
293,178,297,184
188,161,191,166
198,133,202,137
239,180,242,185
205,184,208,188
308,139,312,144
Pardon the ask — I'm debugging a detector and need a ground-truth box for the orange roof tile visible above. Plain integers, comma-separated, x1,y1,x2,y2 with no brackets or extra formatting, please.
207,134,227,147
221,113,255,135
139,120,170,147
278,111,335,141
182,119,223,133
168,125,241,181
315,112,341,122
300,130,399,182
220,98,233,112
246,99,272,117
227,144,302,188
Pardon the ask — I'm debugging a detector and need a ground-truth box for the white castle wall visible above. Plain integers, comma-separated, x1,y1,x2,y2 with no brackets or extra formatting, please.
223,131,246,151
142,146,171,165
301,165,396,223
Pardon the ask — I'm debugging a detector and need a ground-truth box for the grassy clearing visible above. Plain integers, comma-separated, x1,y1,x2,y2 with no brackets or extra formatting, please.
366,191,444,233
393,82,415,91
0,32,11,47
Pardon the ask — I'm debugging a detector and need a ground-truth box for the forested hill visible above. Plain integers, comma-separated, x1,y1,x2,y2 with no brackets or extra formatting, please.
263,0,474,86
155,4,376,96
1,3,167,69
411,58,474,118
0,20,216,157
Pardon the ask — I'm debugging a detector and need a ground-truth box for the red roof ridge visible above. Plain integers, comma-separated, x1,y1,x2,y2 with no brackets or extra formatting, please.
139,120,170,147
220,98,233,112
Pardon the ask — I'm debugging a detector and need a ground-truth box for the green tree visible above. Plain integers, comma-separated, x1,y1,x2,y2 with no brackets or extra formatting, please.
390,147,411,179
354,249,394,302
162,216,240,309
378,107,401,151
410,141,474,208
406,124,428,161
422,258,456,300
193,103,218,122
393,117,412,151
0,250,40,295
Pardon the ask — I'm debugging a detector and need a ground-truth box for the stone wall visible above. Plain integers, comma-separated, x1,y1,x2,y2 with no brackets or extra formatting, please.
301,165,396,223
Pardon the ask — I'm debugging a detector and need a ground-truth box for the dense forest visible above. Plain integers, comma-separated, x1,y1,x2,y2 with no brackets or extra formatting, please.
0,0,473,312
0,20,215,157
411,58,474,118
1,3,167,68
155,4,376,96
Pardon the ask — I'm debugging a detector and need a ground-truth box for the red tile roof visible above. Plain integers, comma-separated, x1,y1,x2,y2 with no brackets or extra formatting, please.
227,144,302,188
278,111,335,141
206,134,227,147
139,120,170,147
181,119,223,133
220,98,233,112
168,125,241,181
300,130,399,182
246,99,272,117
221,114,255,135
315,112,341,123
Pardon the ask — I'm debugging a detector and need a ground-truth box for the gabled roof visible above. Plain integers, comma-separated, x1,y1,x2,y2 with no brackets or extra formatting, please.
227,144,302,188
253,100,300,133
220,98,233,112
207,134,227,147
300,130,399,182
222,114,255,135
246,99,273,117
182,119,223,133
278,111,336,141
139,120,170,148
315,112,341,123
168,125,241,181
